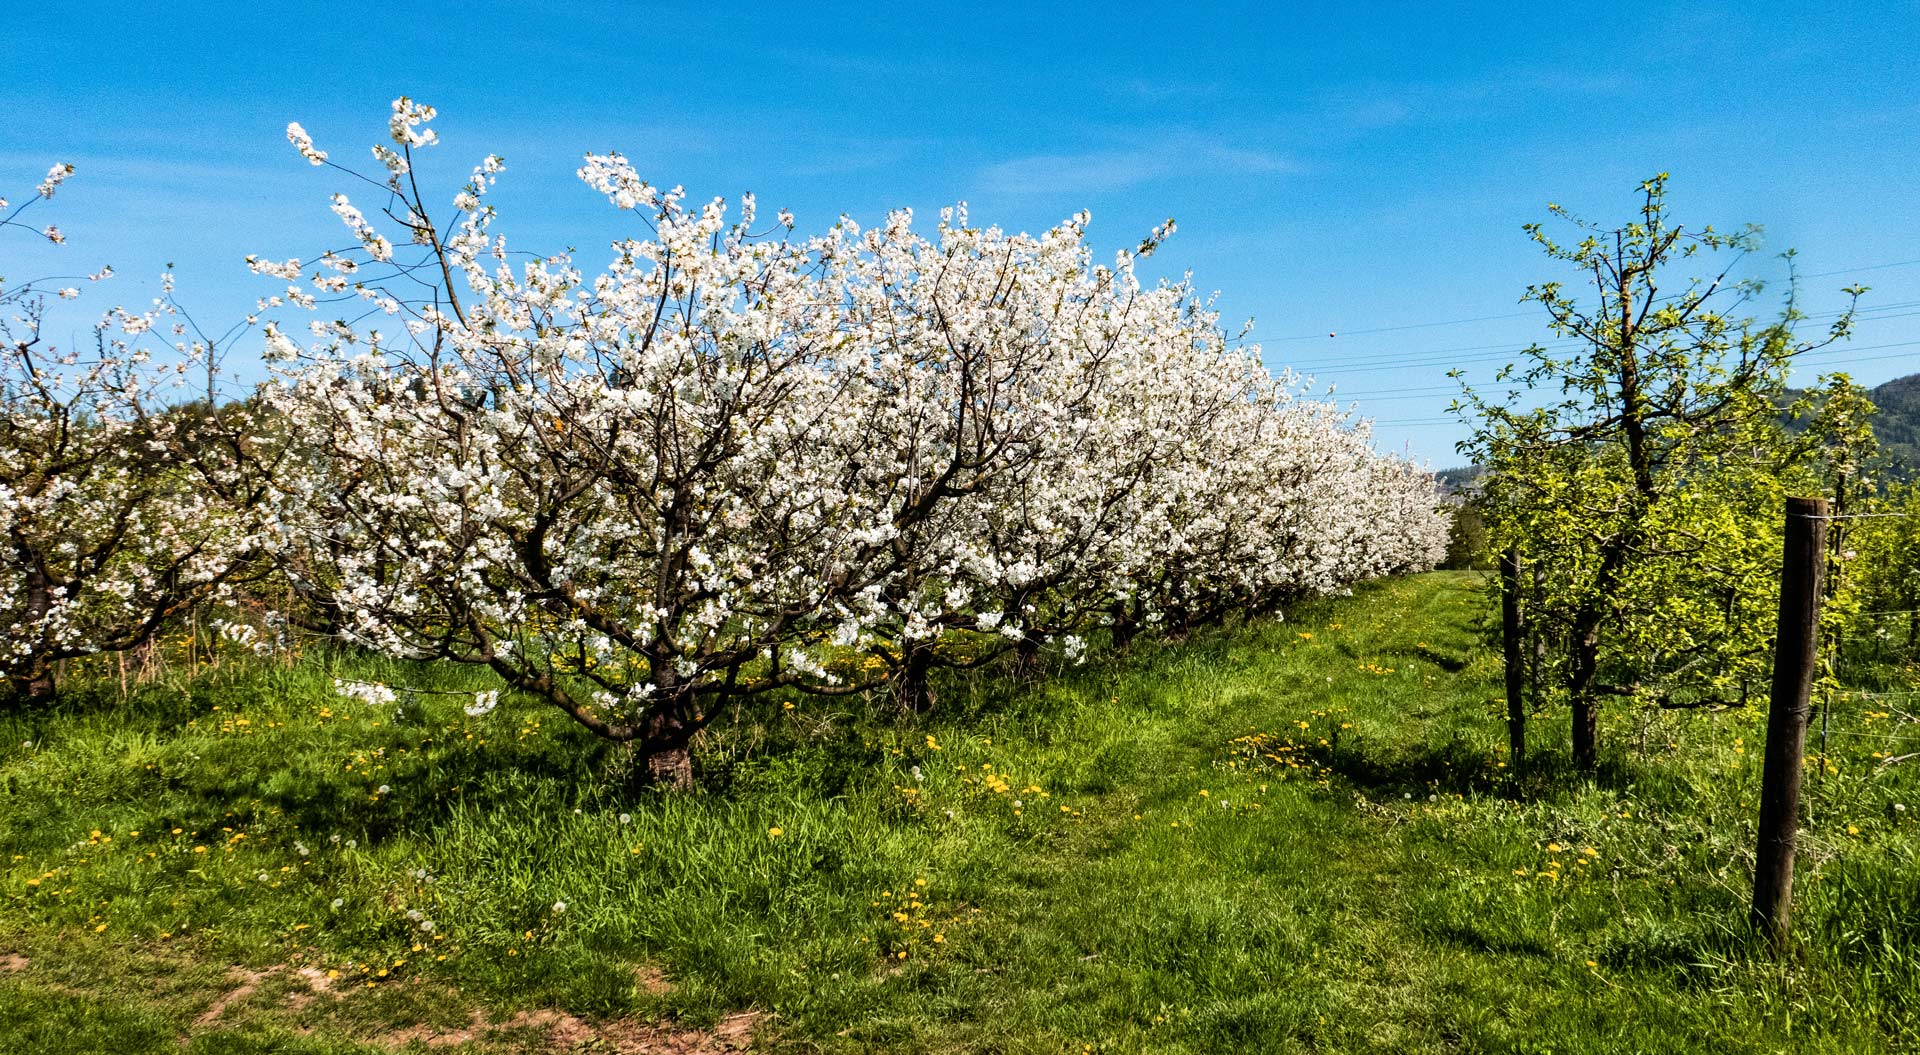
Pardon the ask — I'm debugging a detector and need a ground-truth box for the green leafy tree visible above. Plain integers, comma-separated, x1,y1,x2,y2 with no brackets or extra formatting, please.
1441,500,1491,571
1457,174,1869,771
1846,480,1920,661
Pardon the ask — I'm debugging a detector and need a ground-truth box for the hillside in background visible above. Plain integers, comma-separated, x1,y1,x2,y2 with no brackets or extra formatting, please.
1785,371,1920,479
1433,465,1486,494
1867,372,1920,476
1435,372,1920,484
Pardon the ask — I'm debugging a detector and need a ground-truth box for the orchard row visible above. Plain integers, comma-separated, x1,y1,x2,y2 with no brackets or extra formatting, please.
2,100,1448,783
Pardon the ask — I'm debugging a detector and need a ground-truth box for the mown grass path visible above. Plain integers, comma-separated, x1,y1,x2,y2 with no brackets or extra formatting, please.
2,572,1913,1053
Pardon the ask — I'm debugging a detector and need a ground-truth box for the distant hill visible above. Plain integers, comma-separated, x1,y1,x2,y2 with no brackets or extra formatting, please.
1866,373,1920,477
1433,465,1485,495
1786,372,1920,479
1435,372,1920,486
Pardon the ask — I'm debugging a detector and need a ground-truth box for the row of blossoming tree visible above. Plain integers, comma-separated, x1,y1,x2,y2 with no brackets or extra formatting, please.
3,100,1449,785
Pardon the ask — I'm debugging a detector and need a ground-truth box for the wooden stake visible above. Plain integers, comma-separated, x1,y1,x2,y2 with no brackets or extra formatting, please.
1752,496,1827,946
1500,547,1527,766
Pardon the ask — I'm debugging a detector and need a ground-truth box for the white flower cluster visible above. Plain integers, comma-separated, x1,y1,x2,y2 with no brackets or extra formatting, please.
0,110,1448,747
1,181,263,696
36,163,73,199
247,101,1449,752
285,123,328,166
332,678,399,707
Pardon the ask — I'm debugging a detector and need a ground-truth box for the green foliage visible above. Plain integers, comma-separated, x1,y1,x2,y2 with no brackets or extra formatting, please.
1456,174,1877,765
1844,481,1920,644
2,574,1917,1052
1440,501,1491,570
1859,373,1920,478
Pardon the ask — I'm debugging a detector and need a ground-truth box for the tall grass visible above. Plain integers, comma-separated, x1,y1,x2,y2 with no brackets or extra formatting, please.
1,572,1916,1053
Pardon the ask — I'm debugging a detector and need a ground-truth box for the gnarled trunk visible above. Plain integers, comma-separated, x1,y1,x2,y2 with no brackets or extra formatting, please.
896,644,936,715
643,740,693,790
639,706,695,790
6,668,55,707
9,553,56,705
1012,636,1044,681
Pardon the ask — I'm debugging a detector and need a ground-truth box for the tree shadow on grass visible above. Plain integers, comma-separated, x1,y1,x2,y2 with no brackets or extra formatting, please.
170,710,625,845
1417,919,1558,959
1327,638,1474,674
1318,735,1640,803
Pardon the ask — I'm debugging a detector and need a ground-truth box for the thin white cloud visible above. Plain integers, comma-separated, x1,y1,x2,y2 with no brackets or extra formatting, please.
784,139,929,178
978,137,1301,195
1330,68,1638,129
1114,79,1226,103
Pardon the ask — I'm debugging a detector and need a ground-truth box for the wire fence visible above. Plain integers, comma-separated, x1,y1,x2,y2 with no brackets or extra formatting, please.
1804,610,1920,787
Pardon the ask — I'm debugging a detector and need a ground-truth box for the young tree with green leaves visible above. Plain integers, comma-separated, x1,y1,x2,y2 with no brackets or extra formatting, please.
1456,174,1870,771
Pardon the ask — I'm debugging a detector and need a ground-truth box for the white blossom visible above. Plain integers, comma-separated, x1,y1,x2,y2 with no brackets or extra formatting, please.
285,123,328,165
465,689,500,717
241,98,1449,770
37,163,74,199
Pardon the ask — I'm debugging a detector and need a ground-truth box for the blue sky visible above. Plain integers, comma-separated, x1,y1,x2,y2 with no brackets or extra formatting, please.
7,1,1918,464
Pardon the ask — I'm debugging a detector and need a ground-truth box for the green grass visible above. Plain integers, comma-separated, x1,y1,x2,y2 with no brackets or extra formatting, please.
3,571,1917,1052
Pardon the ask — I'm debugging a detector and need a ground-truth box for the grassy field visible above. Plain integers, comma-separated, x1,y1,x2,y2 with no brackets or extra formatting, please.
2,571,1916,1053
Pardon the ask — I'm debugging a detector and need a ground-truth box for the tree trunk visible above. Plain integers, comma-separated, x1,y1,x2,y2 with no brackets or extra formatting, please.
1530,565,1547,707
10,553,55,705
1569,624,1601,772
1499,549,1527,766
1566,534,1634,774
1110,606,1138,651
1013,636,1044,682
7,668,55,706
643,741,693,790
640,708,694,790
896,645,936,715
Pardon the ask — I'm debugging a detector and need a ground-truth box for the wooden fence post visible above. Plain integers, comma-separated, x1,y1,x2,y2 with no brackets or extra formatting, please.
1500,547,1526,766
1752,496,1827,946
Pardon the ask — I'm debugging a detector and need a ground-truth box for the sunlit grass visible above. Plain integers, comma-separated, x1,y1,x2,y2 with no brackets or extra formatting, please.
1,572,1915,1052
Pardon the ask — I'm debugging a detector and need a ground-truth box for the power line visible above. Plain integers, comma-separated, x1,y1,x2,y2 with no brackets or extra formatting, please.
1801,259,1920,279
1801,343,1920,369
1260,258,1920,349
1285,300,1918,373
1268,310,1538,342
1358,338,1920,427
1278,304,1920,380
